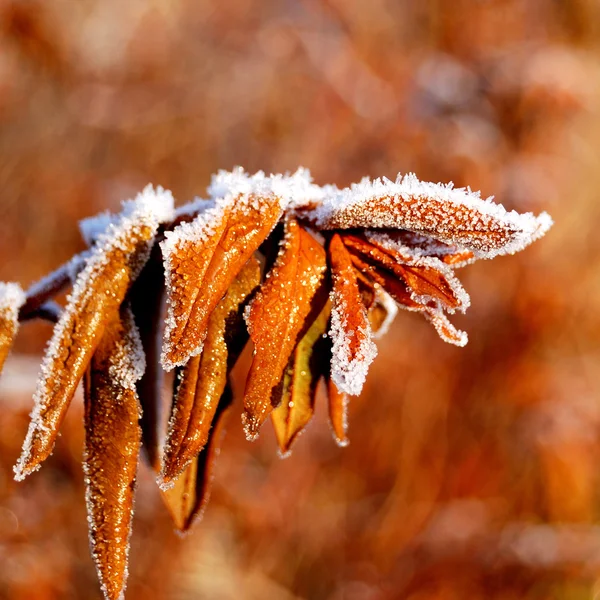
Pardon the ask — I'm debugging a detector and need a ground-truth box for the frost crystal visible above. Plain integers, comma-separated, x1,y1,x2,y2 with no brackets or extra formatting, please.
0,282,26,321
14,185,173,481
310,173,553,258
329,293,378,396
371,288,398,339
108,307,146,391
366,231,471,313
208,166,324,210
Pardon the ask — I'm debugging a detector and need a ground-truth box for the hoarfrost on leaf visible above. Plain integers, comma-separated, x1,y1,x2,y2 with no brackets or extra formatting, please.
308,172,553,258
14,185,173,481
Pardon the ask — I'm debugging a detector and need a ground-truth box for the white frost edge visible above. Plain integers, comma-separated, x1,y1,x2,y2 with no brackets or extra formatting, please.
108,306,146,392
208,166,325,210
0,282,26,319
371,287,398,339
328,292,378,396
423,306,469,347
14,185,173,482
366,231,471,313
312,173,553,259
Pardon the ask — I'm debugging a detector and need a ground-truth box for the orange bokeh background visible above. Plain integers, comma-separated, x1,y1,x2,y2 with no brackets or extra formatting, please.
1,1,600,598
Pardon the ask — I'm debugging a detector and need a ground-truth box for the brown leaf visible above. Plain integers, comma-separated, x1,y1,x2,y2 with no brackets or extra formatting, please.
365,230,475,267
243,218,327,439
160,257,260,486
14,204,163,480
0,282,25,375
347,251,420,309
326,376,350,447
83,306,144,600
327,233,377,396
161,194,283,370
271,294,331,455
342,234,466,312
345,240,468,346
161,386,233,532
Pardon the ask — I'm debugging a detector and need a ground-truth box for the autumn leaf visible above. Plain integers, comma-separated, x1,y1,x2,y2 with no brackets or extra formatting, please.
161,385,234,532
160,194,282,370
0,282,25,375
341,233,468,312
160,257,260,486
365,230,475,267
306,174,552,257
83,305,144,600
328,233,377,396
243,218,327,439
271,293,331,455
14,187,173,481
326,376,350,448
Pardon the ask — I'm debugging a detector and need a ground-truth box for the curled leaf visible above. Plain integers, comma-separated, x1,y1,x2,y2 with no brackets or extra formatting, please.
328,234,377,396
83,305,144,600
342,234,469,312
0,282,26,375
14,186,173,481
161,386,233,532
365,230,475,267
271,294,331,455
160,257,260,486
243,219,327,439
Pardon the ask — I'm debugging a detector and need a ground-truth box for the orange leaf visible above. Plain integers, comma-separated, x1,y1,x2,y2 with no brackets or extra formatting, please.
327,233,377,396
309,173,552,257
83,306,144,600
160,257,260,486
271,293,331,455
160,194,283,370
161,386,233,532
326,377,350,447
243,218,327,439
342,234,466,312
0,283,25,375
365,230,475,267
14,189,172,481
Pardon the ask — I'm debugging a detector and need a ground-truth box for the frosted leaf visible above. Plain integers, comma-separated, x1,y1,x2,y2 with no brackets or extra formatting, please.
342,233,468,314
107,305,146,391
270,295,331,455
309,173,553,258
0,282,26,374
370,288,398,339
365,231,471,313
365,229,476,268
160,189,282,370
328,234,377,397
208,166,324,211
243,218,327,439
160,385,234,533
423,305,468,347
83,307,143,600
14,185,174,481
329,297,377,396
160,258,259,488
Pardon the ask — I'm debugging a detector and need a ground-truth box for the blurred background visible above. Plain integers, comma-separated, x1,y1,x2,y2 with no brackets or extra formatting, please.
1,0,600,598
